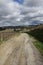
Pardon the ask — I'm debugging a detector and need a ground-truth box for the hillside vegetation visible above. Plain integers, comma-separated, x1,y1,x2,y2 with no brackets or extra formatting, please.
28,25,43,43
27,24,43,56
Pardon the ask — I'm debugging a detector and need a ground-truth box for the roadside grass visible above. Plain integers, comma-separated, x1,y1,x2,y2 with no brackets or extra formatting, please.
26,28,43,56
14,31,21,36
27,34,43,56
33,40,43,56
0,31,20,45
0,41,2,45
0,29,14,45
0,40,3,45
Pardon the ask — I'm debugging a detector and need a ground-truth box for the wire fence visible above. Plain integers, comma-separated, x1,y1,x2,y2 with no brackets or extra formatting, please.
0,32,15,42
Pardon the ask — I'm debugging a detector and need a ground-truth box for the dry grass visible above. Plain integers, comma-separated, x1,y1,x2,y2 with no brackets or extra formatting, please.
0,29,15,45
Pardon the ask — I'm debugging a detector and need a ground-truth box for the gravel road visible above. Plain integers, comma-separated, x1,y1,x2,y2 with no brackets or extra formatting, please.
0,33,43,65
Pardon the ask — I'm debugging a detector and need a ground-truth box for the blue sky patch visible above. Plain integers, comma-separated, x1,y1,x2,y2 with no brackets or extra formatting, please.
13,0,24,4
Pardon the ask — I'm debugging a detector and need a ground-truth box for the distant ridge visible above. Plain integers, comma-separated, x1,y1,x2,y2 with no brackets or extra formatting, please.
0,24,43,31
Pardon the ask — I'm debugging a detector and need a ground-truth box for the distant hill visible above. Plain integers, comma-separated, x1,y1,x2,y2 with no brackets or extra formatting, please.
0,25,36,31
0,24,43,32
31,24,43,30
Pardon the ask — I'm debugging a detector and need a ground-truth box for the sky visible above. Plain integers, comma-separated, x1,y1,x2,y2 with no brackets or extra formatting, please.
0,0,43,26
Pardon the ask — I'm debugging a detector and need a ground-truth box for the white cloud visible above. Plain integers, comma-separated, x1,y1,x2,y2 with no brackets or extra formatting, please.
24,21,30,25
0,0,43,26
0,0,23,26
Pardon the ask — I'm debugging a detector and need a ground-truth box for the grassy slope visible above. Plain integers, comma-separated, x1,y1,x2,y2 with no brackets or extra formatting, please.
27,25,43,56
28,28,43,43
33,40,43,56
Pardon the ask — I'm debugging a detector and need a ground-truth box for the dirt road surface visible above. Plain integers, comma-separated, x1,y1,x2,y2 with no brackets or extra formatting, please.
0,33,43,65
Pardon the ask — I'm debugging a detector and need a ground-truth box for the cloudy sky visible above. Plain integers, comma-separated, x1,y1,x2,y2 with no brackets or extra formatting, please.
0,0,43,26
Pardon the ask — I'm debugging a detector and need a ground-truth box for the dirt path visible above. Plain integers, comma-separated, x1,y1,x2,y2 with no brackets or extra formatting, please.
0,33,43,65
